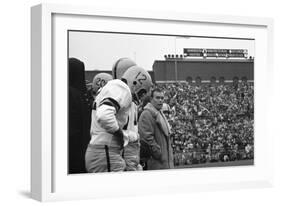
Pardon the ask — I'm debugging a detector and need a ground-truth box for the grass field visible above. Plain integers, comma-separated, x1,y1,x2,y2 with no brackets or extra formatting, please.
175,159,254,169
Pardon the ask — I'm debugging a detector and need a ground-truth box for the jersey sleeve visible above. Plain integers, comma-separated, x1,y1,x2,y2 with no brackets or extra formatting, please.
94,80,132,133
96,104,119,133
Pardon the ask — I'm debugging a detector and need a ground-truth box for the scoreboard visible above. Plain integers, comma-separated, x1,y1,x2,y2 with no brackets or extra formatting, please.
183,48,248,58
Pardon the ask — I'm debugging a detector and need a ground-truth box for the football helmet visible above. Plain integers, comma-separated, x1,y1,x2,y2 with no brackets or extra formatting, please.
112,57,136,79
121,66,153,105
92,73,113,93
162,103,171,114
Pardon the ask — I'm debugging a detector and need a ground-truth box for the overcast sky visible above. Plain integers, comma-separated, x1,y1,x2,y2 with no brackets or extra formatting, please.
69,31,255,71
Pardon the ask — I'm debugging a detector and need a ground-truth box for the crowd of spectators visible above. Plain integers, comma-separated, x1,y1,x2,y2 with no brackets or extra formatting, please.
156,80,254,166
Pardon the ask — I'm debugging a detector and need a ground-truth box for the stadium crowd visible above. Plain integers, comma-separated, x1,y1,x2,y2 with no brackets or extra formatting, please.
156,81,254,166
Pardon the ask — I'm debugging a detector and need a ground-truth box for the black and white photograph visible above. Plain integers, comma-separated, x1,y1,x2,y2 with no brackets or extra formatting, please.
68,31,254,174
27,1,280,203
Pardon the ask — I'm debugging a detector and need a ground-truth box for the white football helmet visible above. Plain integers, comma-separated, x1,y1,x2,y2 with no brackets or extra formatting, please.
112,58,136,79
121,66,153,105
162,103,171,113
92,73,113,93
161,103,171,119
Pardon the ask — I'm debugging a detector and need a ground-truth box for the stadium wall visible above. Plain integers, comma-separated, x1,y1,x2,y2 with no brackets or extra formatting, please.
85,70,155,83
153,59,254,82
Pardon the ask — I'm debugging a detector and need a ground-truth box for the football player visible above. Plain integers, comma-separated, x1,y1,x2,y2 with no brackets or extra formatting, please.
85,65,152,172
112,58,145,171
92,72,113,97
112,57,136,79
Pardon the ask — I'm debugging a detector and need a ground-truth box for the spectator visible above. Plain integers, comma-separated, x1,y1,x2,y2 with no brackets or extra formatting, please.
156,81,254,166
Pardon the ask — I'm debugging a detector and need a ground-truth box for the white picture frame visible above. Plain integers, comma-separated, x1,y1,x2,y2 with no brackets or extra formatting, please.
31,3,274,202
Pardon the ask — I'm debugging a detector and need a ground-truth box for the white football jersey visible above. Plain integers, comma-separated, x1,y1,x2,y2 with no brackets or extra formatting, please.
90,79,132,146
123,102,139,142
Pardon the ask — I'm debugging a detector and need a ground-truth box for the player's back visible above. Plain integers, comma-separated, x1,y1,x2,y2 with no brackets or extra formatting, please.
90,79,132,147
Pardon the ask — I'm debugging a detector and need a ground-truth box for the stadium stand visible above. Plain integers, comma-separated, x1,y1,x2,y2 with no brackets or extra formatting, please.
156,81,254,166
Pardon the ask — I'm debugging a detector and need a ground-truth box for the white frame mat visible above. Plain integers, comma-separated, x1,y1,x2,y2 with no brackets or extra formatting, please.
31,3,274,202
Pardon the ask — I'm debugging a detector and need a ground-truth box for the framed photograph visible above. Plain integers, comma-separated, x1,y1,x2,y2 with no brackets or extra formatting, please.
31,3,274,201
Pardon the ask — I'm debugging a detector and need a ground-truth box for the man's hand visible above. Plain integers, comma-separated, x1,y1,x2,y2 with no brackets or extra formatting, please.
123,131,139,143
123,133,129,147
113,128,124,147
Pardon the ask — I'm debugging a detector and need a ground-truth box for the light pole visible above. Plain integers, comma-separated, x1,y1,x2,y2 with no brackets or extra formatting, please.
174,37,178,81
